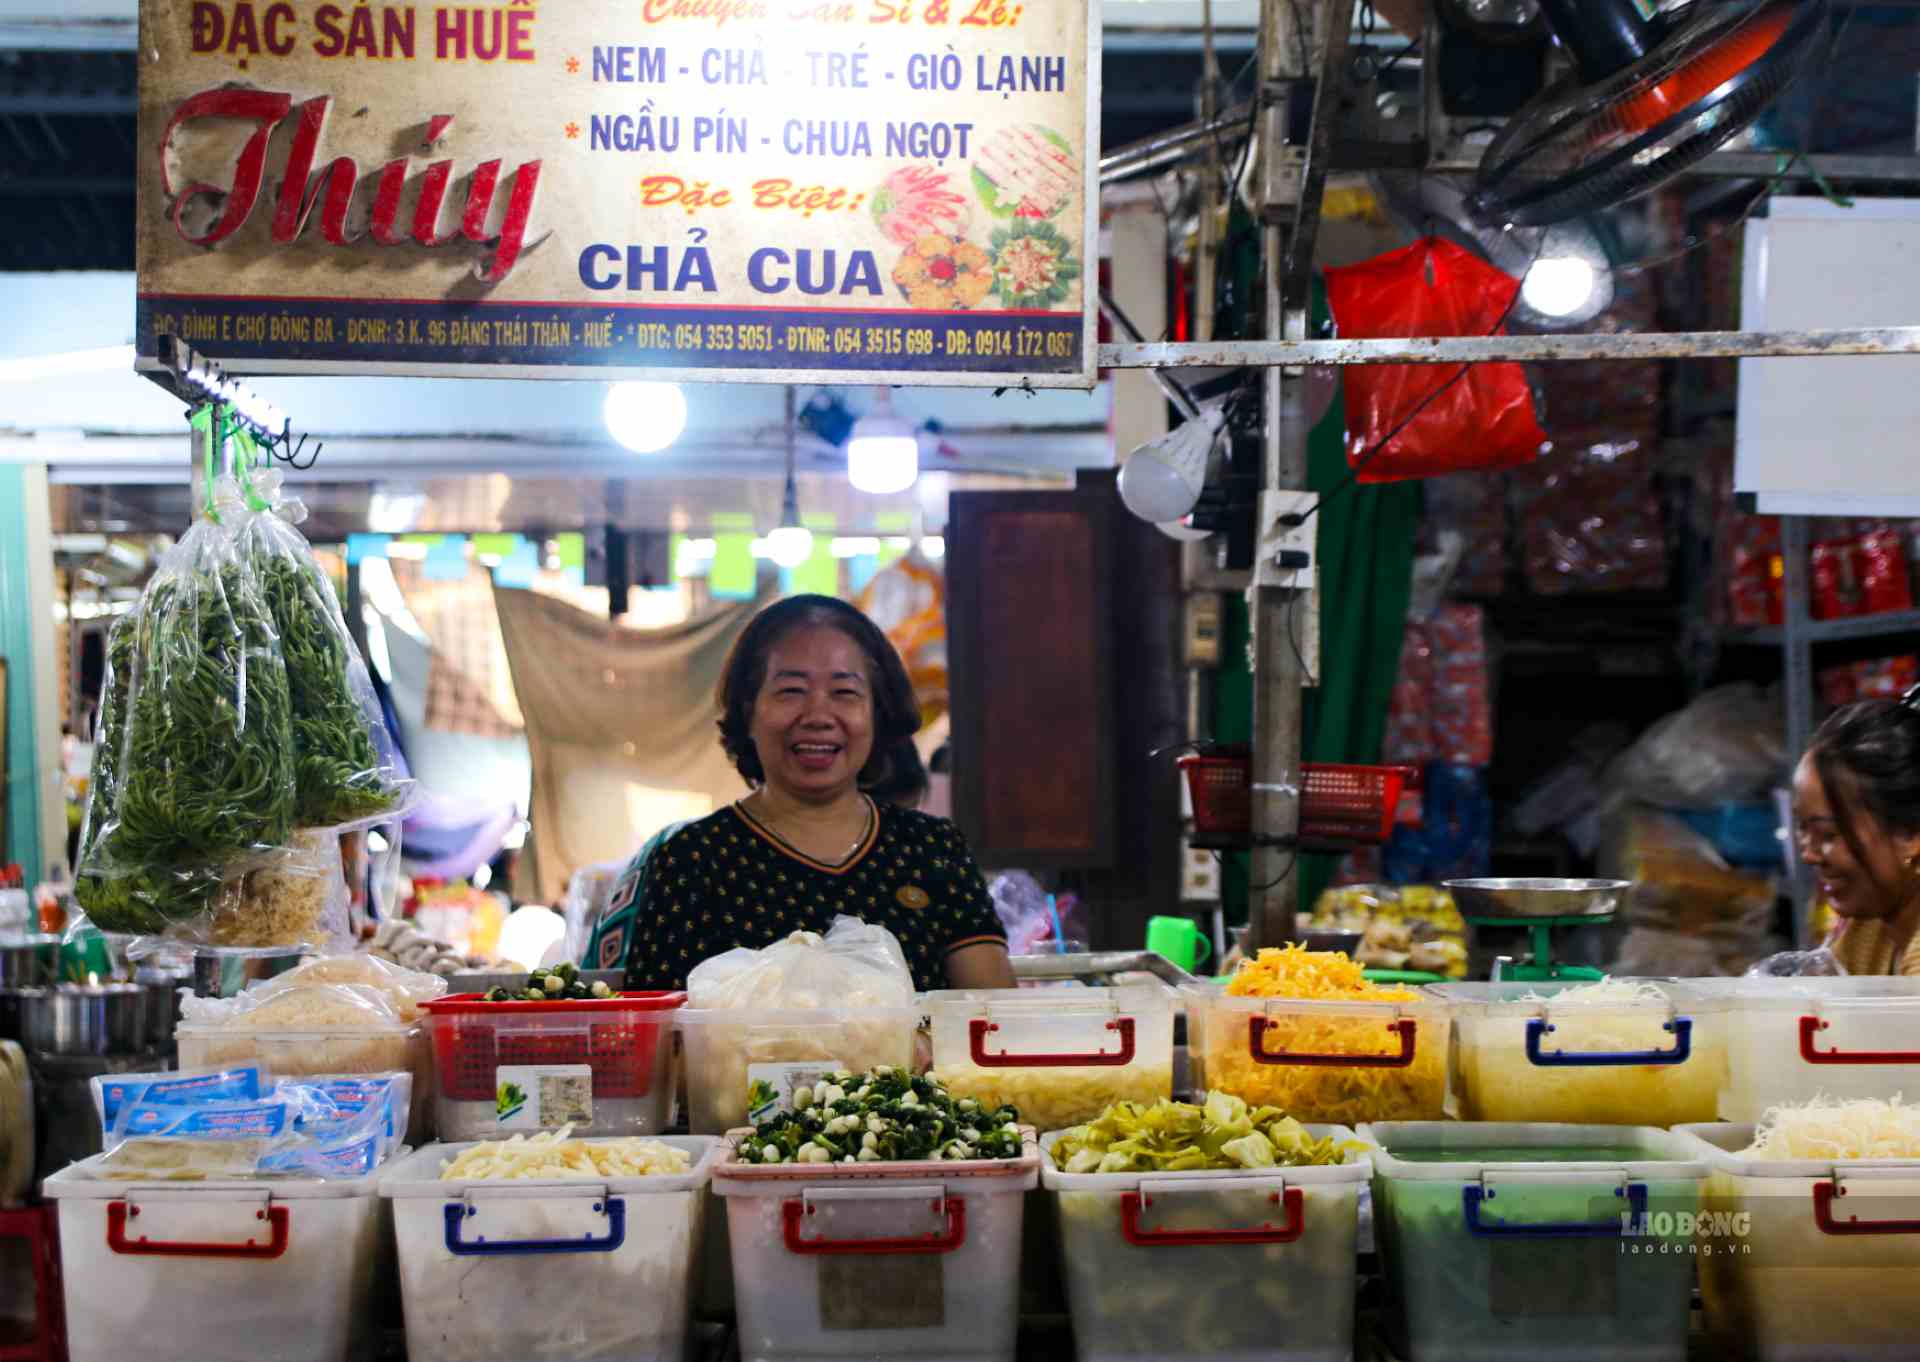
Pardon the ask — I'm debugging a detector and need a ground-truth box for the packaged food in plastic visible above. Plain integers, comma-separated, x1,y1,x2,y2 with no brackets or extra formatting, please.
1855,523,1914,615
1514,431,1668,596
92,1064,267,1133
1726,516,1784,628
239,482,413,829
1382,619,1435,769
204,951,450,1023
679,917,919,1133
1324,237,1546,484
73,613,134,904
1532,268,1662,435
75,504,298,939
278,1072,413,1159
98,1084,389,1180
1811,536,1865,620
1429,605,1493,767
1424,474,1510,597
688,915,914,1010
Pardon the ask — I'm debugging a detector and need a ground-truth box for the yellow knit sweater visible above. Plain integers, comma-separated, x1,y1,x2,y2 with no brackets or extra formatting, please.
1827,915,1920,976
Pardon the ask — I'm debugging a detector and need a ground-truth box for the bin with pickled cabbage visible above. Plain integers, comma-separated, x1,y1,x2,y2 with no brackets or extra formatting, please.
926,983,1175,1134
1042,1094,1369,1362
1434,978,1726,1126
1188,947,1448,1126
1675,1106,1920,1362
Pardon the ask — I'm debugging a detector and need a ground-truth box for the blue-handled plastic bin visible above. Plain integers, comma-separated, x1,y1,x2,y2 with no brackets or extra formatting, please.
1430,981,1728,1126
1360,1123,1709,1362
381,1135,723,1362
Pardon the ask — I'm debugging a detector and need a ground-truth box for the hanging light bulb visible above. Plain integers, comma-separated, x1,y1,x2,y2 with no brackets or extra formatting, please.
767,385,814,568
1117,406,1225,525
603,381,688,454
846,388,919,494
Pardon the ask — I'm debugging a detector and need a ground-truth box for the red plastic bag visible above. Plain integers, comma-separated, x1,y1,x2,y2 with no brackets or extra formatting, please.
1324,237,1547,484
1855,524,1914,615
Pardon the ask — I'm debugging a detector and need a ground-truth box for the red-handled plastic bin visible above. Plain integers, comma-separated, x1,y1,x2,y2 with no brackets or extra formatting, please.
712,1128,1041,1362
1039,1127,1370,1362
44,1156,385,1362
420,991,683,1141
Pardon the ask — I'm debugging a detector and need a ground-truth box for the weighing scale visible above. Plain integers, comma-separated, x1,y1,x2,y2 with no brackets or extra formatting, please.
1444,878,1629,983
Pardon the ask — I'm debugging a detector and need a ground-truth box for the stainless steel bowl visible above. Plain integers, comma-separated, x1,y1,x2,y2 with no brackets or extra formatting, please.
0,935,61,990
17,984,149,1056
1444,878,1630,920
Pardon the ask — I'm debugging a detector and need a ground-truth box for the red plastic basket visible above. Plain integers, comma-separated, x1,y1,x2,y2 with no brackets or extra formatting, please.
1300,764,1415,845
1179,752,1414,847
421,991,684,1102
1179,754,1252,839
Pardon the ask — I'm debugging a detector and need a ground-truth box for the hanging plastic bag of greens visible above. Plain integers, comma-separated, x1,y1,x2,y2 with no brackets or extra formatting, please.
237,461,414,829
73,474,340,953
73,609,136,907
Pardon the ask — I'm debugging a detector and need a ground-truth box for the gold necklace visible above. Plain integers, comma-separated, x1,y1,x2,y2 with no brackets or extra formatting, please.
749,793,872,862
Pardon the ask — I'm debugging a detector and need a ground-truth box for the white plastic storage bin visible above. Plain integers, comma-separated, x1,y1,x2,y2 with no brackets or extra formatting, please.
1433,980,1727,1125
176,1022,433,1144
420,992,683,1142
713,1127,1041,1362
44,1157,385,1362
1187,983,1450,1125
381,1135,722,1362
1702,977,1920,1121
926,983,1175,1133
1362,1122,1709,1362
1674,1122,1920,1362
1039,1128,1368,1362
677,1006,918,1135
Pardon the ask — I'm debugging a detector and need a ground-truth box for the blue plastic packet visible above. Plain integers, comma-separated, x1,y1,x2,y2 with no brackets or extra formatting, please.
92,1065,266,1134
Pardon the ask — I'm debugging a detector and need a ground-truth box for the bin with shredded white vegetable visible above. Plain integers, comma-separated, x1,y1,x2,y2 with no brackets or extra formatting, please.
380,1132,723,1362
1433,979,1727,1126
1675,1111,1920,1362
713,1126,1040,1362
46,1155,386,1362
1692,977,1920,1121
926,983,1176,1134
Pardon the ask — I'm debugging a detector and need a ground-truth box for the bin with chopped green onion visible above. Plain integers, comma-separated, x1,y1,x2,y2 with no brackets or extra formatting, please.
733,1066,1023,1165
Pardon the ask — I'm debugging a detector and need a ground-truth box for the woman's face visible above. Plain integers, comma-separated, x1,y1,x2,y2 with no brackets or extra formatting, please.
1793,753,1920,920
749,624,876,802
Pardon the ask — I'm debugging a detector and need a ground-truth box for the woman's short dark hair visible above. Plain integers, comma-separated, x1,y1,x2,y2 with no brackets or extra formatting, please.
1809,697,1920,890
716,594,922,787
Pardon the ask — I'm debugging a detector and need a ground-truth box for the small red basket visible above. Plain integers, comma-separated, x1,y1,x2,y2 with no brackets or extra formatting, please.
421,991,684,1102
1180,749,1414,847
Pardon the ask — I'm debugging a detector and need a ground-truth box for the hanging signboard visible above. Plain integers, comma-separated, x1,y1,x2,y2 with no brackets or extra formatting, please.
134,0,1099,388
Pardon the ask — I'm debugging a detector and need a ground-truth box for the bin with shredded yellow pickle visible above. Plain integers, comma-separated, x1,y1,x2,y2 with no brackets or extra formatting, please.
926,983,1175,1134
1188,948,1449,1125
381,1133,724,1362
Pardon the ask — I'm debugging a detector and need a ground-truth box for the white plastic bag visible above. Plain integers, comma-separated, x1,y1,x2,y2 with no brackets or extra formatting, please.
687,915,913,1010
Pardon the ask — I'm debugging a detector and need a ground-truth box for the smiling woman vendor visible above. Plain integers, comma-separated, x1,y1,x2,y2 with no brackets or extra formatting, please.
602,594,1015,993
1794,689,1920,975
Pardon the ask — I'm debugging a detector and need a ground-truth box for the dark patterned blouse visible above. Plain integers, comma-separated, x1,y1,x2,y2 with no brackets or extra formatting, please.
616,798,1006,994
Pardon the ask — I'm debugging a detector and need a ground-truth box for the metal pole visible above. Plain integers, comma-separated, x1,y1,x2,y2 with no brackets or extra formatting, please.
1781,515,1815,948
1100,325,1920,368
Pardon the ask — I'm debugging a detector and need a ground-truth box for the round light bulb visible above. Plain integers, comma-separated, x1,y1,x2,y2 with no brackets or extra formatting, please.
1156,517,1212,542
766,524,814,568
847,425,919,494
1520,256,1599,320
602,381,688,454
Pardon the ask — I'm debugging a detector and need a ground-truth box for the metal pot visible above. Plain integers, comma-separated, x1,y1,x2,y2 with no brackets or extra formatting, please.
0,935,61,990
17,984,149,1057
